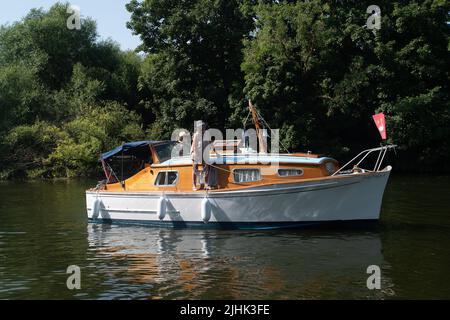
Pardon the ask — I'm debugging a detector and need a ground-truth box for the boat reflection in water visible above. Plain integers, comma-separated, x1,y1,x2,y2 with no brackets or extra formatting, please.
87,224,395,299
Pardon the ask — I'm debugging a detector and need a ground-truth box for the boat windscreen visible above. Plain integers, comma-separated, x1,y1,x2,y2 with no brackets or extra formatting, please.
103,144,152,182
153,141,178,163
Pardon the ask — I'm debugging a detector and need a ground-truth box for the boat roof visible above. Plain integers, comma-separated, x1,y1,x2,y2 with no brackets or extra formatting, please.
157,154,335,166
100,140,162,161
101,140,335,165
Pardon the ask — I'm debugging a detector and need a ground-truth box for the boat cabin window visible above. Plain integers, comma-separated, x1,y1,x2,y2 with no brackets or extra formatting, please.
325,162,337,175
155,171,178,186
278,169,304,177
233,169,261,183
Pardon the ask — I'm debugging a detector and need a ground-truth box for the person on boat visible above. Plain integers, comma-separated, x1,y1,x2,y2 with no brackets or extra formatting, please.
191,121,210,191
175,131,189,157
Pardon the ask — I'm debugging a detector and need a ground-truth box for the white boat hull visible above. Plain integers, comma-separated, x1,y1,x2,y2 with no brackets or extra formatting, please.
86,166,392,229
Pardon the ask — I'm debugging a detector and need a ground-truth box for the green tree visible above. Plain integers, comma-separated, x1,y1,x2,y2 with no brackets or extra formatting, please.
1,121,66,179
0,4,98,90
126,0,255,137
0,64,45,132
242,0,449,169
0,2,146,178
48,102,144,177
242,0,335,150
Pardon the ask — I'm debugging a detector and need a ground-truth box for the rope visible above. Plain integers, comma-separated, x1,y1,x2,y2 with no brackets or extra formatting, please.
256,110,291,154
242,110,252,128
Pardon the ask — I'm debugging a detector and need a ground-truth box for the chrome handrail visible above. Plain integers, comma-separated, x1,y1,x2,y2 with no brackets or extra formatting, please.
332,145,396,176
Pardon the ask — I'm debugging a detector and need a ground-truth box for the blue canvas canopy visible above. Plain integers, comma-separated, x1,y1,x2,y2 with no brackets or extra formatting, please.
100,141,161,161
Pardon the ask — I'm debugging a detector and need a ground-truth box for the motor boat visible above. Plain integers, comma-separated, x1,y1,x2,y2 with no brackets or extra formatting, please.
86,102,395,229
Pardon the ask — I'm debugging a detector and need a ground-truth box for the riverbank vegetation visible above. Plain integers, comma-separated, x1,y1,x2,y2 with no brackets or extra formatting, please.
0,1,448,179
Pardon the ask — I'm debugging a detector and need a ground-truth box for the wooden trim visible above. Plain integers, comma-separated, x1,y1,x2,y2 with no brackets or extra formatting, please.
103,157,344,193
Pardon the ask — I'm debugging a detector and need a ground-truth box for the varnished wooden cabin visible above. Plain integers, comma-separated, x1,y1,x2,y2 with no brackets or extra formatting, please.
97,140,339,193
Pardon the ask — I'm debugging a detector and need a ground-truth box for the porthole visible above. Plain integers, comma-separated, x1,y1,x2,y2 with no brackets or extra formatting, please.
278,169,304,177
325,162,336,175
233,169,261,183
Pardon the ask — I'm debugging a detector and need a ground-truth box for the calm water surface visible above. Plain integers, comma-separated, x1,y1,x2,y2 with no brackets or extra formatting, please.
0,175,449,299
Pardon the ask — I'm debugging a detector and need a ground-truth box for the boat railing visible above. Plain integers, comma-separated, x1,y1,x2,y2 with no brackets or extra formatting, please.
332,144,397,176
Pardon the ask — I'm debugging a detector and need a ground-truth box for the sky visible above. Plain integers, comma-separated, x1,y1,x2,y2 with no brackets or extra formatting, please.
0,0,141,51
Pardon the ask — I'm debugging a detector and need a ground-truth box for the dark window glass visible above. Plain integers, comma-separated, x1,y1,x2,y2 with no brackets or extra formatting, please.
233,169,261,183
155,171,178,186
278,169,303,177
154,141,178,163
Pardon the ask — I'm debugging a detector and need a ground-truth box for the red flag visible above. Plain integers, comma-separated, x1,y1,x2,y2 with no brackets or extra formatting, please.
372,112,387,140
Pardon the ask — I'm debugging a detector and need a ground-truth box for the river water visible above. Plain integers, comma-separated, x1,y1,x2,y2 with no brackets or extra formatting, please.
0,175,449,299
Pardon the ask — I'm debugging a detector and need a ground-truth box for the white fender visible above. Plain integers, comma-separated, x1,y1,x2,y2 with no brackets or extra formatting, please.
157,196,166,220
91,198,101,218
201,197,211,223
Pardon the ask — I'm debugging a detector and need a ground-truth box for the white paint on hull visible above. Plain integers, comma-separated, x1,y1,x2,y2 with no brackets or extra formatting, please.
86,166,392,227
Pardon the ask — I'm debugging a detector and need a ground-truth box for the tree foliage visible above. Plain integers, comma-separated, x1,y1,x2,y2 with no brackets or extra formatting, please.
0,1,449,178
0,3,144,178
126,0,256,137
241,0,449,167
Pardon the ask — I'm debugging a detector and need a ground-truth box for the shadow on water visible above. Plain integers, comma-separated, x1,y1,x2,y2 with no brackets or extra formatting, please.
0,174,450,299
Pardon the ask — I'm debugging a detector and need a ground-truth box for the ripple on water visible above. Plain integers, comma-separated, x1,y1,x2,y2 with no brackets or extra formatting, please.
1,177,450,299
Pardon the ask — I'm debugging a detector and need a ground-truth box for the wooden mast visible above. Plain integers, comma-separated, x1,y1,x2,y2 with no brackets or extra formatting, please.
248,100,268,153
